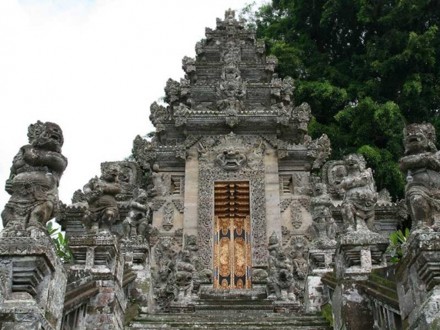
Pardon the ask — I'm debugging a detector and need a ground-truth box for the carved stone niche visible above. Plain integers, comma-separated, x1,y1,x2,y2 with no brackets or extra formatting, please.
0,237,67,330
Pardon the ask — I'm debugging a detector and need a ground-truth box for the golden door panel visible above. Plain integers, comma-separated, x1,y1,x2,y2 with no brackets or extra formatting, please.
213,181,251,289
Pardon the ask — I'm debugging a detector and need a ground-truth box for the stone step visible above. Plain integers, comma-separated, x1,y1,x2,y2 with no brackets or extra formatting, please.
196,304,274,311
128,312,332,330
195,298,274,311
199,287,267,300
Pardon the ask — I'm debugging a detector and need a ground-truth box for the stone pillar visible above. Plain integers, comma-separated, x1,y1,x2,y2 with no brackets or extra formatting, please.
396,231,440,329
264,146,282,241
183,146,199,237
0,236,67,330
331,232,388,330
69,234,125,330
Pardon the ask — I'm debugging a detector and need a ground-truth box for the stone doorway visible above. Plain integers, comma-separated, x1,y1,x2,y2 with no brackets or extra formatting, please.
213,181,252,289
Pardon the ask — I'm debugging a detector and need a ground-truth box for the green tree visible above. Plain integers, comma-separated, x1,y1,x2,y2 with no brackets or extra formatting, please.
252,0,440,198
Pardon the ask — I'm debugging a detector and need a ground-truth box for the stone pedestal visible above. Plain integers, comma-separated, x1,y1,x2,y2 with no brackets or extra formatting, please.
331,231,388,330
121,241,151,317
69,234,125,330
306,248,335,312
0,236,67,330
396,231,440,329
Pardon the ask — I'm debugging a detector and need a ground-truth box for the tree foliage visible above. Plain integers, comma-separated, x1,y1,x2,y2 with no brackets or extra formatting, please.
252,0,440,198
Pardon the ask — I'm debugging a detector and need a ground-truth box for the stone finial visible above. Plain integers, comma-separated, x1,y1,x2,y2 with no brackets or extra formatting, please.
225,8,235,20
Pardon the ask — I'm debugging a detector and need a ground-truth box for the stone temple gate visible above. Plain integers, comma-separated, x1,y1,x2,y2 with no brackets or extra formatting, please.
1,9,440,330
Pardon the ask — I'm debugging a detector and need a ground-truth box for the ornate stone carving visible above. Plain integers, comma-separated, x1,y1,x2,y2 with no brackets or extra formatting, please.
280,198,293,213
306,134,332,170
1,121,67,237
82,165,121,234
103,161,141,201
174,103,190,127
322,159,348,199
215,149,247,171
400,123,440,231
311,183,337,248
150,199,167,211
149,102,170,133
197,135,267,268
163,202,174,231
266,233,297,301
132,135,157,169
291,102,311,136
337,154,378,232
291,201,303,229
174,250,196,302
172,199,184,213
150,163,170,197
152,233,182,310
266,56,278,74
164,78,181,106
122,188,152,242
182,56,196,79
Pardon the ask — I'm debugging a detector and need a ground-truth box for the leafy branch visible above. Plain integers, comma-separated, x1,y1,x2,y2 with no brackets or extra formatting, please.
387,228,410,264
47,221,73,263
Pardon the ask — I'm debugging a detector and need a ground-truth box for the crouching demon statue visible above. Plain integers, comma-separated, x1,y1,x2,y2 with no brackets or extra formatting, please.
1,121,67,236
400,123,440,231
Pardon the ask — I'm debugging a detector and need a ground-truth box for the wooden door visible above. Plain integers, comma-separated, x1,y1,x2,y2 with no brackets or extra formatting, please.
213,182,252,289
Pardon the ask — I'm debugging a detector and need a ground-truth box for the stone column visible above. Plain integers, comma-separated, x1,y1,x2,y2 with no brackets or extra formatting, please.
183,146,199,237
264,145,282,241
396,231,440,329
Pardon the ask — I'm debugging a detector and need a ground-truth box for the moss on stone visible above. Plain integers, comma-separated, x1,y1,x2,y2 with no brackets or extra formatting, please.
124,302,140,326
321,303,334,327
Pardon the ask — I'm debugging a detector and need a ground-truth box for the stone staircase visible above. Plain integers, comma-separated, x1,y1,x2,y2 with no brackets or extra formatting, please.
127,290,332,330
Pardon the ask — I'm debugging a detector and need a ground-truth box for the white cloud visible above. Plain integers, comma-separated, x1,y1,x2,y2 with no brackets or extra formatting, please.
0,0,268,226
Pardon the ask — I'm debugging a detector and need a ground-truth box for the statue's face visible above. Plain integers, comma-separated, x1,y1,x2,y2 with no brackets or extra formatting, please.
405,131,428,154
182,251,190,261
345,155,361,172
33,122,64,151
314,184,325,196
102,168,118,182
137,194,148,204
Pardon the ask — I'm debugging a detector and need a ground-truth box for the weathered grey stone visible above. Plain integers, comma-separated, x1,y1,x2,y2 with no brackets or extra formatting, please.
1,121,67,237
400,122,440,231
